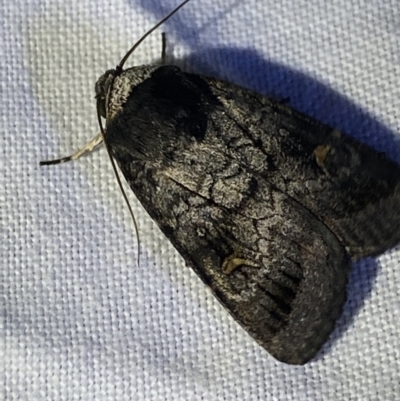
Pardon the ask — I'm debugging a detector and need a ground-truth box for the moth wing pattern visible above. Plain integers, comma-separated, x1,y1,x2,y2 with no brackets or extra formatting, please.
115,159,350,365
104,66,400,364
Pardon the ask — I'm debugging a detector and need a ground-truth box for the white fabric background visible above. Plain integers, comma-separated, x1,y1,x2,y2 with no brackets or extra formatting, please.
2,0,400,399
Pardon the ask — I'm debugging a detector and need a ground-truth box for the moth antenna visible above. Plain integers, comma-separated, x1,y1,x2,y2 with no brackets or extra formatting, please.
117,0,192,70
96,101,141,267
40,133,103,166
161,32,167,65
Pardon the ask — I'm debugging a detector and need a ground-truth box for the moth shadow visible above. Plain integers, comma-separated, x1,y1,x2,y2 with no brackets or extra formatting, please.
174,47,398,358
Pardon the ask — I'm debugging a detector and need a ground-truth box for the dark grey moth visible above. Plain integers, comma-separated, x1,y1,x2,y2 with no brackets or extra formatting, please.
41,0,400,365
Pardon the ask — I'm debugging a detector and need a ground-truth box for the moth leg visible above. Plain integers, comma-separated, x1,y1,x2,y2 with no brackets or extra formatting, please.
40,133,103,166
222,254,258,274
161,32,167,64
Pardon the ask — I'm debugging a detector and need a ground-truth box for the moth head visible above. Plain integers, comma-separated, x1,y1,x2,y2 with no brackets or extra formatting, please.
95,69,118,119
94,0,191,123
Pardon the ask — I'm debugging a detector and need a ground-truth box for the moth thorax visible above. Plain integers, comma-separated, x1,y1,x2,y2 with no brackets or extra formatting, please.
102,65,159,120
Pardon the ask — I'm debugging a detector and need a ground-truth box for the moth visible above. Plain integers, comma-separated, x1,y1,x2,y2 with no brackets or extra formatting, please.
41,0,400,364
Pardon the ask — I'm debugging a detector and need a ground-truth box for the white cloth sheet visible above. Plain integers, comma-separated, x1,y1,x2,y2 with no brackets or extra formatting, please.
2,0,400,399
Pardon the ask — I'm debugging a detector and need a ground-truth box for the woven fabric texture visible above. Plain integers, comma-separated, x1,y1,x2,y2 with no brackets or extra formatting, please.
2,0,400,400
